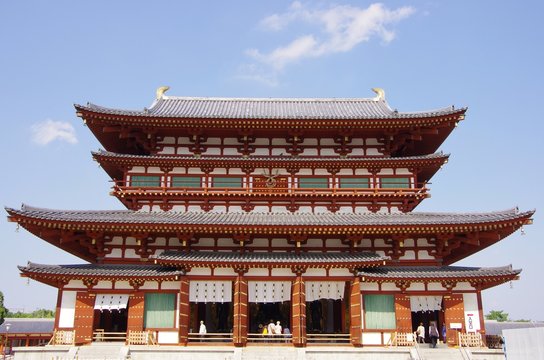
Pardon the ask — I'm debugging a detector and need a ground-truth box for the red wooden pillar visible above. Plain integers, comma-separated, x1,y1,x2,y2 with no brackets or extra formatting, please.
178,278,190,345
53,289,63,330
233,272,248,347
349,277,362,347
291,275,307,347
476,289,486,346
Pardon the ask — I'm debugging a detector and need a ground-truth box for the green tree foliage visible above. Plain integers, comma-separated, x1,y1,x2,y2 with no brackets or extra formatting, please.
485,310,509,322
0,291,7,325
7,309,55,318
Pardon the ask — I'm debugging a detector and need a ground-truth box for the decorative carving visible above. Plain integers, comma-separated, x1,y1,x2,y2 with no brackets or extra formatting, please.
395,280,411,292
286,131,304,156
129,279,146,290
83,278,99,289
292,265,307,276
237,133,256,156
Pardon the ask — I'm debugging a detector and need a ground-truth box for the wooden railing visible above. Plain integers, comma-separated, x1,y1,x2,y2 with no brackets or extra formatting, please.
387,332,416,347
92,330,126,342
459,332,484,347
114,183,426,197
307,333,350,344
247,333,292,343
48,330,75,345
126,330,157,345
187,332,233,343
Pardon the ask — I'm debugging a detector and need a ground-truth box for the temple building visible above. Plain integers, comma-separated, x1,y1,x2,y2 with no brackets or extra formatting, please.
6,87,533,348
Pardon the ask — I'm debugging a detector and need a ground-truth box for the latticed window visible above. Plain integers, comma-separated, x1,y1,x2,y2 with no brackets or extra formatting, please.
171,176,201,188
211,176,243,188
364,294,396,329
379,177,411,189
298,177,329,189
144,293,176,328
130,175,161,187
338,177,371,188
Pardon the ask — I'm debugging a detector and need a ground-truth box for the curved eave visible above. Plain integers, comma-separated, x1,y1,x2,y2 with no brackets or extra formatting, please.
18,263,184,288
93,151,448,184
6,206,534,236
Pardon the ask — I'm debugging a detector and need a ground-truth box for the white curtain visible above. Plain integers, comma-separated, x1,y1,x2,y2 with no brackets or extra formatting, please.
248,281,291,303
306,281,345,301
410,296,443,312
94,294,129,311
189,281,232,303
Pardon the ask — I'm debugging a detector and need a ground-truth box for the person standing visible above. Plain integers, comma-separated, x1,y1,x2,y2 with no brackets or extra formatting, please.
199,320,207,342
267,319,276,339
429,321,439,348
416,322,425,343
275,321,283,336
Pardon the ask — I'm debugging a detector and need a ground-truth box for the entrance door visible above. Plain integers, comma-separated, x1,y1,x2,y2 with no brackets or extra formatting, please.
249,302,291,334
306,299,344,333
74,293,95,344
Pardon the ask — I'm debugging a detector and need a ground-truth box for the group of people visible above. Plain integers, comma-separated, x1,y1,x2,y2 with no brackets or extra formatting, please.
259,320,290,338
415,321,445,348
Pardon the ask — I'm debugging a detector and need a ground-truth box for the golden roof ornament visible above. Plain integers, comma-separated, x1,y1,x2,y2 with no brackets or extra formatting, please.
156,86,170,100
371,87,385,101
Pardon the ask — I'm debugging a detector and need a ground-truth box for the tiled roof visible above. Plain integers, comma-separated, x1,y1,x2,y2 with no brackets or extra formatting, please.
155,250,388,267
357,265,521,280
18,262,185,278
76,96,465,120
6,205,534,228
93,150,448,164
0,318,54,334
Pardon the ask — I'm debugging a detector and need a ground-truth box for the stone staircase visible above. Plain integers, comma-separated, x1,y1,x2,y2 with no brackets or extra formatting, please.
241,346,301,360
71,343,128,359
415,344,466,360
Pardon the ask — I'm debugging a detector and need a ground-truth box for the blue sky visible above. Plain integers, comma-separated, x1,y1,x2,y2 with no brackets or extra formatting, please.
0,1,542,320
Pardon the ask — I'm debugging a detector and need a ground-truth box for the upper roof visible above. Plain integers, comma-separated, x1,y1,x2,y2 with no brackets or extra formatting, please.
77,96,464,120
6,205,530,227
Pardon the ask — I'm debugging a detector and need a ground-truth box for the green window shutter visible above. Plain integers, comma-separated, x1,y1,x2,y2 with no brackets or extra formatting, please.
338,177,370,189
171,176,201,188
212,177,243,188
131,175,161,187
380,177,411,189
364,294,396,329
144,293,176,328
298,177,329,189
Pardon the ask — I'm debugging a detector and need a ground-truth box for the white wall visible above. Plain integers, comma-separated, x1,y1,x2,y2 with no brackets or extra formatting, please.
58,291,76,328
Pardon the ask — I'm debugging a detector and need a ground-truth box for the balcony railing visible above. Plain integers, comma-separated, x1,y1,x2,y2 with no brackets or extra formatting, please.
113,182,427,197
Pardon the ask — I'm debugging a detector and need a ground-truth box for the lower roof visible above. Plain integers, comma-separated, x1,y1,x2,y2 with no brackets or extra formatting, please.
0,318,54,335
18,262,185,280
155,250,388,269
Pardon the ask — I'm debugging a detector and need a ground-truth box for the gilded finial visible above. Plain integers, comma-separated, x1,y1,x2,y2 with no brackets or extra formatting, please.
156,86,170,100
371,88,385,101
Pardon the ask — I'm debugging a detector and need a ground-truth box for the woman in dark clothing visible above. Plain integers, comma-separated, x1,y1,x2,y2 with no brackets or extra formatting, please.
429,321,439,348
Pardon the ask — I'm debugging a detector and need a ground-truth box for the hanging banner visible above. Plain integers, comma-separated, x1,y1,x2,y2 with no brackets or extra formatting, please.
94,294,129,311
189,281,232,303
306,281,345,301
248,281,291,303
409,296,443,312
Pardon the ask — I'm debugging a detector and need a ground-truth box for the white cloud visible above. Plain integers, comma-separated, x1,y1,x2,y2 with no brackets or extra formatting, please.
247,2,415,72
31,119,78,145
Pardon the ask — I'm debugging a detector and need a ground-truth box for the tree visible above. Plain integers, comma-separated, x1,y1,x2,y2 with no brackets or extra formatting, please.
7,309,55,318
485,310,509,322
0,291,7,325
